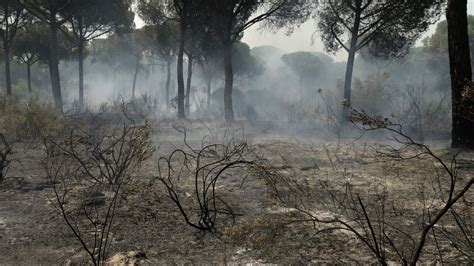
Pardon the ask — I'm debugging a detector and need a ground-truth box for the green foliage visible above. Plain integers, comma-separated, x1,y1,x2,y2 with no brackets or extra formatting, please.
63,0,134,47
0,95,65,141
14,22,72,63
142,22,179,63
91,34,136,72
205,0,310,41
281,52,322,82
13,22,44,65
0,0,29,48
232,42,265,79
251,45,285,66
318,1,443,58
423,16,474,56
136,0,172,25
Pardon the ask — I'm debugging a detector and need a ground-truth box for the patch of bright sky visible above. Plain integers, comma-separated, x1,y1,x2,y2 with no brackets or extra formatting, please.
134,2,474,62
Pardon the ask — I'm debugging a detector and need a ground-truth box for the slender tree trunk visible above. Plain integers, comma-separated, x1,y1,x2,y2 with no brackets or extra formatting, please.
447,0,474,149
49,21,63,111
223,38,234,122
185,55,193,115
4,45,12,96
206,77,212,111
78,39,85,110
132,55,140,99
27,64,32,94
341,6,362,122
342,47,357,118
165,59,171,110
177,18,186,119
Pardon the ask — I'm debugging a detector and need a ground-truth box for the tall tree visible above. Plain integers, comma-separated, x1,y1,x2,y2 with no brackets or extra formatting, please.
62,0,134,110
13,22,44,94
138,0,209,119
281,52,322,102
447,0,474,148
153,23,177,110
317,0,443,121
423,16,474,69
91,34,136,98
197,57,220,112
20,0,72,111
137,4,179,110
183,15,211,115
0,0,28,95
196,30,221,112
128,28,156,99
206,0,309,122
232,41,264,89
137,0,184,118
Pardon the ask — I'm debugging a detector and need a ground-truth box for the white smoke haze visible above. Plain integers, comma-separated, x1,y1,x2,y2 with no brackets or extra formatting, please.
2,2,474,265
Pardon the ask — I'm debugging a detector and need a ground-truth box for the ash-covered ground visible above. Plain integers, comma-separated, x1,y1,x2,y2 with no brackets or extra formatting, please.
0,120,472,265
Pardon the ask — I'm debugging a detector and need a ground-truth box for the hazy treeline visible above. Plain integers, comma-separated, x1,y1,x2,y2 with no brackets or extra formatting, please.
0,0,466,140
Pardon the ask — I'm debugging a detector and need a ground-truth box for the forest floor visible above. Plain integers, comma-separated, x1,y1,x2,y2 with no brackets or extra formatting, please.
0,120,472,265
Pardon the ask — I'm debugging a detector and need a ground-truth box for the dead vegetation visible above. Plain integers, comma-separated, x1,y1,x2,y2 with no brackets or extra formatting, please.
243,109,473,265
0,133,12,182
0,97,472,264
42,112,153,265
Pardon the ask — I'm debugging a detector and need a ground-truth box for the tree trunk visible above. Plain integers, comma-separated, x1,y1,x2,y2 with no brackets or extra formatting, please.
341,46,357,119
132,55,140,99
165,59,171,110
447,0,474,149
27,64,32,94
177,19,186,119
78,39,85,110
341,5,362,122
223,39,234,122
206,77,212,111
4,45,12,96
49,21,63,111
185,55,193,115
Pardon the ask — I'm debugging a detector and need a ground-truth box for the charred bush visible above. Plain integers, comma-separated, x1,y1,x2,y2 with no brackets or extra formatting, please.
154,126,272,232
0,133,12,183
262,109,473,265
43,115,153,265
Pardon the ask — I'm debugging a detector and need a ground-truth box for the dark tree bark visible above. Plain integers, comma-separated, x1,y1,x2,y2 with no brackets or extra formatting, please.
1,4,25,96
78,39,85,110
447,0,474,149
185,55,193,115
223,38,234,122
341,2,361,122
176,14,186,119
27,64,32,94
49,21,63,111
3,45,12,95
165,59,171,110
19,1,70,111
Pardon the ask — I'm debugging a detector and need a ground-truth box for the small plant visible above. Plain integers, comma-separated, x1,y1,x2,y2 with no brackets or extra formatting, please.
0,95,64,143
264,108,473,265
43,115,154,265
349,108,473,264
155,126,261,232
0,133,12,182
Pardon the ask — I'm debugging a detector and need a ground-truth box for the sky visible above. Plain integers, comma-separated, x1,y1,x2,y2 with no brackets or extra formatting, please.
134,2,474,62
